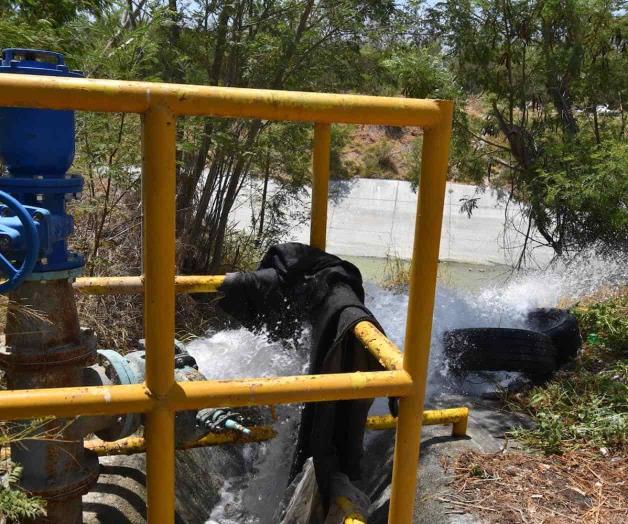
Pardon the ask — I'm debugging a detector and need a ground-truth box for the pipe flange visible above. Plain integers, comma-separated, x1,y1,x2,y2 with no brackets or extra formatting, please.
18,449,99,502
0,174,83,196
0,328,96,371
25,265,84,281
95,349,142,440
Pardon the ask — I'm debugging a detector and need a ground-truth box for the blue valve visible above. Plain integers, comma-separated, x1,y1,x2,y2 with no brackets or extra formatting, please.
0,191,39,293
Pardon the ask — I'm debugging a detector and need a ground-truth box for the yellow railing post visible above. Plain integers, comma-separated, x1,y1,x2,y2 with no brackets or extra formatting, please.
388,101,454,524
141,104,177,523
0,73,457,524
310,122,331,250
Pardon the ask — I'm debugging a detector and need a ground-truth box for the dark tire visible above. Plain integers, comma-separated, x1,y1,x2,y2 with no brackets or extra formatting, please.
443,328,557,379
526,308,582,366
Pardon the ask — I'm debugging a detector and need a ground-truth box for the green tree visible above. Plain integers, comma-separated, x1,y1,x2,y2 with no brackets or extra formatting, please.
431,0,627,263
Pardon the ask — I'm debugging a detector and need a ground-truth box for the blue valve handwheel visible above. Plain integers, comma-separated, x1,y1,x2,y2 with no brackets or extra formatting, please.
0,190,39,293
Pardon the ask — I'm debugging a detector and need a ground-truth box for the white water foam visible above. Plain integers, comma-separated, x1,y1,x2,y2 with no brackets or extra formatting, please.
189,254,626,523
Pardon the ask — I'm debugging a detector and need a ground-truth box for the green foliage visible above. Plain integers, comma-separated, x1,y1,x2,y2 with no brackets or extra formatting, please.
382,46,486,185
0,461,46,521
511,293,628,454
330,125,353,181
512,362,627,454
433,0,628,258
573,294,628,355
536,138,628,252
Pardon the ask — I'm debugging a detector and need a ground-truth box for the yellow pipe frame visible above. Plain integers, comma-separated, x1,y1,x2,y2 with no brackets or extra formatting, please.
142,105,177,521
73,275,225,295
311,123,331,249
85,426,277,456
0,371,413,421
353,321,404,371
0,73,454,524
0,74,443,126
1,409,468,461
388,101,454,523
366,408,469,437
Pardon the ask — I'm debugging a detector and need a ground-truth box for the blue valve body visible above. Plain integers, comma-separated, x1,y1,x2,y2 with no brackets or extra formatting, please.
0,49,83,175
0,49,85,287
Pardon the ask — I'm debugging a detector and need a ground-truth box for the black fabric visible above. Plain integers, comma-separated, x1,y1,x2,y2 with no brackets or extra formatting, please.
217,242,389,505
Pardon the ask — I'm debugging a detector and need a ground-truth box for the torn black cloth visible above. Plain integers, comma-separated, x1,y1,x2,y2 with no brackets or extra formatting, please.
217,242,389,504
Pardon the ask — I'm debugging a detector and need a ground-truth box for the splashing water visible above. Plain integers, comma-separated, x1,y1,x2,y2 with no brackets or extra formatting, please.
188,254,626,523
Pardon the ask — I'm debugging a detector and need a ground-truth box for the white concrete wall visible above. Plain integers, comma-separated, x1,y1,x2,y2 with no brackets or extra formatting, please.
231,178,554,266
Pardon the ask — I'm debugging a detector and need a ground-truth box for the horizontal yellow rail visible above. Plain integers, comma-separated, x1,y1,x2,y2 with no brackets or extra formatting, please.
74,275,407,371
74,275,225,294
0,74,443,126
91,409,467,456
0,407,468,462
0,370,412,421
367,408,469,437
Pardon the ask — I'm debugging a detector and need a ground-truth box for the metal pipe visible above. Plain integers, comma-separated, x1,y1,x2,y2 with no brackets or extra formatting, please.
73,275,225,295
353,321,403,371
2,280,98,523
310,123,331,250
0,383,154,420
1,408,468,461
0,74,444,127
85,426,276,456
388,100,454,524
0,370,412,421
169,370,413,411
366,408,468,436
142,105,177,523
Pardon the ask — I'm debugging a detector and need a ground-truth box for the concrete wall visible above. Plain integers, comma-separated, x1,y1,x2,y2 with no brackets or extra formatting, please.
231,178,554,266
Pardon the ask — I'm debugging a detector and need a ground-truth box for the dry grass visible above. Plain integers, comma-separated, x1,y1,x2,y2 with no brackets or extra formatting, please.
444,450,627,523
341,125,421,181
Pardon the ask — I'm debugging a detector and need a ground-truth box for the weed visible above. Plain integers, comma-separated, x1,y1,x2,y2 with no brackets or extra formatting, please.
381,251,411,290
0,461,46,522
509,293,628,454
348,139,400,178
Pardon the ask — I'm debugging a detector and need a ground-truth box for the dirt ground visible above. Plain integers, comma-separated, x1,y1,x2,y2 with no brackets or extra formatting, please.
445,449,627,523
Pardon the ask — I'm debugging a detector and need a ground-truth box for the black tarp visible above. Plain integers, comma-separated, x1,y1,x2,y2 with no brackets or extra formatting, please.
217,243,394,505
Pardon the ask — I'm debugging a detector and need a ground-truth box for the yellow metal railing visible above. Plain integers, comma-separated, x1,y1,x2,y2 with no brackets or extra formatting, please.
0,73,455,523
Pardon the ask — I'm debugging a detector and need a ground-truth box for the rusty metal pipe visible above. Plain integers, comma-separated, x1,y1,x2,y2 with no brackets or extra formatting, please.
0,281,98,523
85,426,276,456
366,408,469,436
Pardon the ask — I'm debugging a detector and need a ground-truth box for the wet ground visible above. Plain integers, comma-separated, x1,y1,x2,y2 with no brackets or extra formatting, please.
364,394,532,524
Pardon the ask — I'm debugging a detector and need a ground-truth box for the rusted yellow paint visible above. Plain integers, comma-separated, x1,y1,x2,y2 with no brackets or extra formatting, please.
353,321,404,371
84,426,276,456
0,408,468,461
